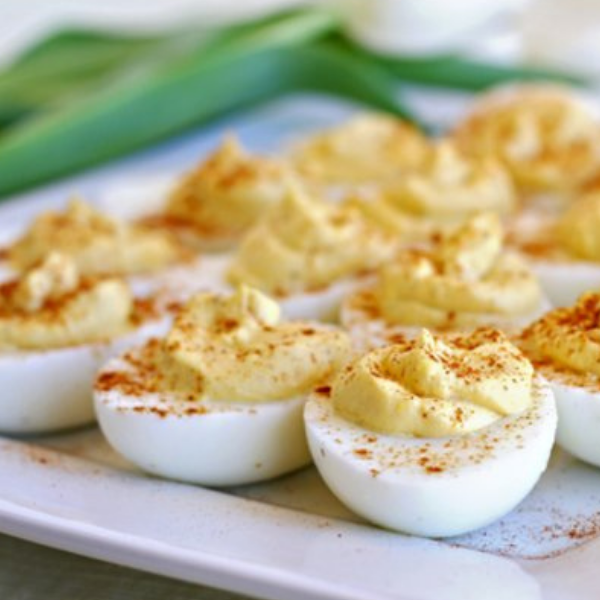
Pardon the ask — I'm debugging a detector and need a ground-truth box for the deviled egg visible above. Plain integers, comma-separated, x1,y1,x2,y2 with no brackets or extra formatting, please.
520,293,600,467
454,84,600,201
289,113,429,187
94,286,351,486
341,212,548,350
0,253,169,433
5,198,194,298
346,139,516,241
8,198,188,278
305,327,557,537
227,185,396,322
150,135,295,251
510,191,600,307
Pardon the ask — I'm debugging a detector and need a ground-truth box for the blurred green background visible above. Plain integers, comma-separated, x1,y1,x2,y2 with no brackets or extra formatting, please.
0,1,588,198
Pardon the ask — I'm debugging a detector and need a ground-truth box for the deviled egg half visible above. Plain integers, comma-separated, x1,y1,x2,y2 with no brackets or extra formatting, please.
305,328,557,537
341,212,548,350
289,113,429,188
0,253,169,434
345,139,516,243
226,185,396,322
5,198,193,298
150,135,295,252
94,286,351,486
510,191,600,307
520,293,600,468
454,84,600,201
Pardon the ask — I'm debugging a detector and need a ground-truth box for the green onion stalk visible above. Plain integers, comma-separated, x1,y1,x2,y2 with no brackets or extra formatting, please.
0,7,585,197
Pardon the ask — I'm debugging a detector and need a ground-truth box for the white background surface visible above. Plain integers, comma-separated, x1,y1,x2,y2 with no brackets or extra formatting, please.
2,0,599,73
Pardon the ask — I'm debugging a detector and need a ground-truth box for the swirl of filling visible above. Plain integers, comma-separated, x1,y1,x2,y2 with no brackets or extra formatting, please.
228,186,395,296
0,253,133,350
557,191,600,261
166,136,293,240
454,85,600,192
148,286,351,402
333,328,533,437
290,114,429,184
379,140,516,219
521,292,600,377
9,199,183,277
377,213,542,328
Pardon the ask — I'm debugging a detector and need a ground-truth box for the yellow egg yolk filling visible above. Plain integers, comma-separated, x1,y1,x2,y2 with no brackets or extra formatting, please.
377,213,542,328
0,253,133,350
228,186,395,296
333,328,533,437
150,286,351,402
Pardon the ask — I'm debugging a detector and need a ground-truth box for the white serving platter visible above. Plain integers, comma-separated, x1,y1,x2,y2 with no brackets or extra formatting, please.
1,93,600,600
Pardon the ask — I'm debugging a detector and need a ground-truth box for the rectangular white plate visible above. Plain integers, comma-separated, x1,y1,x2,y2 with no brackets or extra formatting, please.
2,93,600,600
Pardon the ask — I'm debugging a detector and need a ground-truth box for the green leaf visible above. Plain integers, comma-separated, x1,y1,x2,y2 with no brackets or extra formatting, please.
364,48,587,91
0,32,212,119
0,37,419,197
0,9,337,125
0,5,580,197
0,10,350,197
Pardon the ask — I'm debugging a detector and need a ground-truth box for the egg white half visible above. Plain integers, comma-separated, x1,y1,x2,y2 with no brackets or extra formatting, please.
140,254,233,305
0,318,169,435
0,223,22,283
94,353,312,486
545,375,600,468
279,277,367,323
304,379,557,538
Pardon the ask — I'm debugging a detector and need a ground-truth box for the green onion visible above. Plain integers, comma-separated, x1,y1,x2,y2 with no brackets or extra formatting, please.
0,32,165,121
0,7,587,198
0,38,418,197
0,10,333,127
0,10,341,196
365,48,586,91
